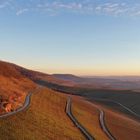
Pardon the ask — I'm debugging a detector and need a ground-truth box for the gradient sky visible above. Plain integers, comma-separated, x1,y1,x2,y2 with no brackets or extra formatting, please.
1,0,140,76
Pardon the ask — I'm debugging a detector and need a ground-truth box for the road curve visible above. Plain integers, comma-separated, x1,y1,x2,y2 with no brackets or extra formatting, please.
98,109,116,140
86,101,116,140
0,92,32,118
66,97,95,140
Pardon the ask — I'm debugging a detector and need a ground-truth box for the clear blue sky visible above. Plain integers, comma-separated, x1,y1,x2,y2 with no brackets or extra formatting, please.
0,0,140,75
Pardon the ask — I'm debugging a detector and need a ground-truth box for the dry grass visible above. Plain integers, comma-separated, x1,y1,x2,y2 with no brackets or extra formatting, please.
0,61,36,111
0,75,36,95
72,96,109,140
0,88,85,140
88,101,140,140
0,75,36,111
104,109,140,140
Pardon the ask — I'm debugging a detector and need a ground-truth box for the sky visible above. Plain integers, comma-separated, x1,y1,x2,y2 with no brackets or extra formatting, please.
1,0,140,76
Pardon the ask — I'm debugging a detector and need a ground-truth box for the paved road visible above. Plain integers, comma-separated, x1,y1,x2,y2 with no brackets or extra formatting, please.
98,109,116,140
0,92,32,118
66,97,95,140
87,101,116,140
93,98,140,118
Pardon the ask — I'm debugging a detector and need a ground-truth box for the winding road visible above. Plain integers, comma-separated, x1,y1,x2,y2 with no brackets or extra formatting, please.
98,109,116,140
85,100,116,140
0,92,32,118
66,97,116,140
0,90,119,140
66,97,95,140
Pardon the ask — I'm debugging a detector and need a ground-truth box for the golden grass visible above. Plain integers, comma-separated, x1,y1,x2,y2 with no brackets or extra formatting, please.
72,97,109,140
0,75,36,111
0,61,36,102
0,88,85,140
88,101,140,140
0,75,36,96
105,109,140,140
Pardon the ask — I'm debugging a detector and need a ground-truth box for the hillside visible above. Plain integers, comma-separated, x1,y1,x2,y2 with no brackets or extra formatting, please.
0,61,74,86
105,108,140,140
0,60,140,140
0,87,85,140
93,102,140,140
72,97,140,140
15,66,75,87
0,61,36,92
50,84,140,119
1,60,140,118
71,96,109,140
0,60,84,114
0,61,86,139
53,74,83,82
0,61,36,113
0,60,76,114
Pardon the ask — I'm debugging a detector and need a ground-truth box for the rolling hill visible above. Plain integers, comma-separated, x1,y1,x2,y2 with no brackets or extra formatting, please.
0,60,75,99
0,60,87,139
52,74,140,90
0,61,36,95
0,60,76,113
0,60,140,140
1,60,140,118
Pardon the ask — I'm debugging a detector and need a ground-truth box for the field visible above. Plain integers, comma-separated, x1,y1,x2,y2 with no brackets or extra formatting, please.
0,88,84,140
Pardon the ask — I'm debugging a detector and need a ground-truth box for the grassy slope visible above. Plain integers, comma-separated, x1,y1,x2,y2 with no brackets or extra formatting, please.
72,97,109,140
105,109,140,140
88,101,140,140
0,88,85,140
0,61,36,103
0,75,35,96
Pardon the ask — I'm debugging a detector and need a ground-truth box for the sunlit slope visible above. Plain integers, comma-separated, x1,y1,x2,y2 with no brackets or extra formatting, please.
0,61,36,95
105,109,140,140
0,88,85,140
0,61,36,112
0,60,72,101
72,97,109,140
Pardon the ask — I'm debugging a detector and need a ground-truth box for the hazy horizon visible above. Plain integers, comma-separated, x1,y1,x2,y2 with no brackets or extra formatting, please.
1,0,140,76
